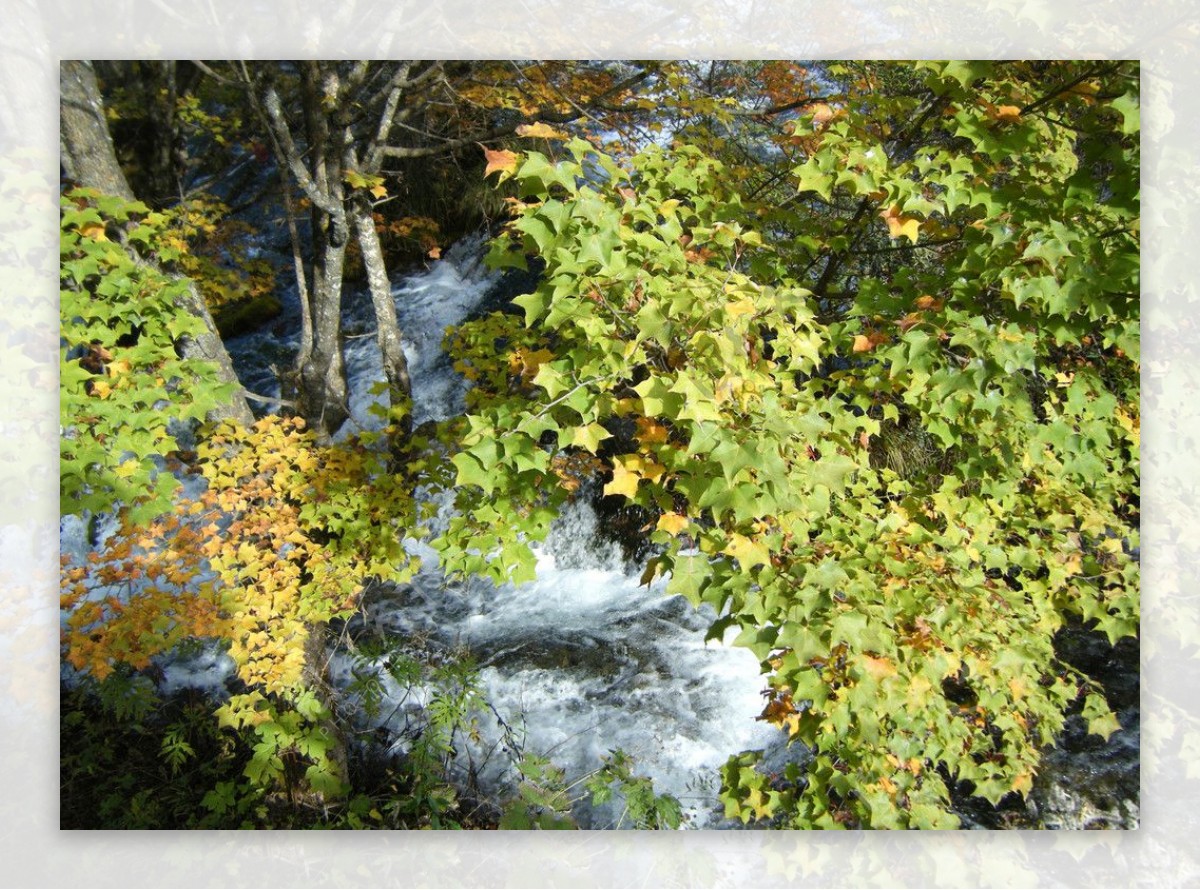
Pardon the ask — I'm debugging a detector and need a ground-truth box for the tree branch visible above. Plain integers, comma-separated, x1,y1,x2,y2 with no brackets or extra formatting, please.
261,82,343,222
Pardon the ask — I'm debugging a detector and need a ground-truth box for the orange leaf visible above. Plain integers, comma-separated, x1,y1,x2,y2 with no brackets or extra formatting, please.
481,145,519,178
634,417,669,445
852,334,874,353
808,102,835,126
994,105,1022,123
878,204,920,244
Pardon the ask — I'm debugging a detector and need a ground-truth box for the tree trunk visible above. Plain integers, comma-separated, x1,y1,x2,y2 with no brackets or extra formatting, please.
297,229,351,438
60,60,254,427
350,199,413,435
60,60,137,201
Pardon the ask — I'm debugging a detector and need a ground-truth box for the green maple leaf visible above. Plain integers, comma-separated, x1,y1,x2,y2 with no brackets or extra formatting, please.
572,422,611,453
451,452,495,495
810,451,858,495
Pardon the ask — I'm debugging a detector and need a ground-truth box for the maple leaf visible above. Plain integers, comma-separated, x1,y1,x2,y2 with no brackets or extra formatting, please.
726,297,757,318
878,205,920,244
516,122,569,140
624,453,665,484
808,102,835,127
860,654,897,680
634,417,669,445
656,512,690,535
994,105,1022,123
852,334,874,353
603,461,640,499
369,183,388,199
481,145,519,179
571,422,611,453
723,532,770,569
79,222,107,241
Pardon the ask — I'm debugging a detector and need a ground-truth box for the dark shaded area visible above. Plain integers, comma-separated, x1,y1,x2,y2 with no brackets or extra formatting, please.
952,619,1140,829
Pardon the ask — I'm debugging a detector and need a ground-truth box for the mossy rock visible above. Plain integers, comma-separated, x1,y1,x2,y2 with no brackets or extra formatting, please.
213,294,283,338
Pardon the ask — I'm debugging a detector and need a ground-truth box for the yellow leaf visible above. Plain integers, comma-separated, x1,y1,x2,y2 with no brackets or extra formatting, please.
1011,771,1033,795
603,462,640,499
369,183,388,199
516,122,569,140
715,374,744,405
90,380,111,399
852,334,874,353
860,654,897,680
656,512,689,535
79,222,107,241
623,453,665,484
723,533,770,569
727,297,757,318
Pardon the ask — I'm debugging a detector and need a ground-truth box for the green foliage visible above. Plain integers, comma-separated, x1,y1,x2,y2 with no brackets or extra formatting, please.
60,188,236,522
584,749,684,829
442,60,1140,829
497,749,682,830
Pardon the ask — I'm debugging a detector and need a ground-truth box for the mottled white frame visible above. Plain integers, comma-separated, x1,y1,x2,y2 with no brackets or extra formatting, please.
7,2,1188,885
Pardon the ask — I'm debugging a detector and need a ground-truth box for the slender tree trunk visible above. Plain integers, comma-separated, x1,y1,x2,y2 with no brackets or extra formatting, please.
298,227,351,438
350,199,413,435
60,60,253,427
146,60,181,205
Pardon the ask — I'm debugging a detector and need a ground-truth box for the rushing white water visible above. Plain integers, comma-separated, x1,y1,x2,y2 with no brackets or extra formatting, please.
334,490,775,827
